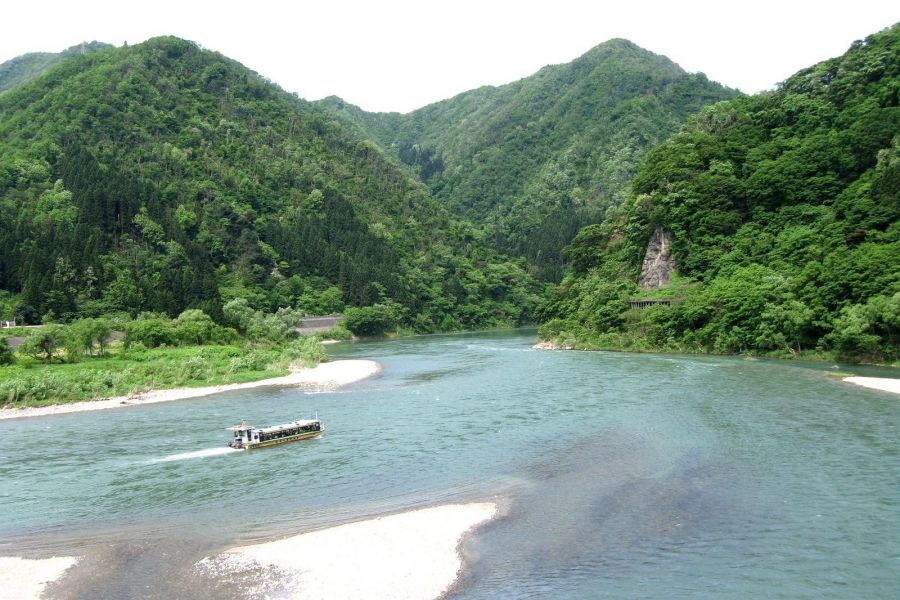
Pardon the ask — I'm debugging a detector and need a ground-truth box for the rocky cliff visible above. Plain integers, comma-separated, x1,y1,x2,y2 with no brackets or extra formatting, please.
638,228,675,289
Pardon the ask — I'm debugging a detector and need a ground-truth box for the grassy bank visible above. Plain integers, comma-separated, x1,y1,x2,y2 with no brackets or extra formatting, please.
0,337,327,408
538,323,900,366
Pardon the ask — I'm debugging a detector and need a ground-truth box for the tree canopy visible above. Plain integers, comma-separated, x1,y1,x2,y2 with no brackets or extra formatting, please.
0,36,545,332
540,24,900,362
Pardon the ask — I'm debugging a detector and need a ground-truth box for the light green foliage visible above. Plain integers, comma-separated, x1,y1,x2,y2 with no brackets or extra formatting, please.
19,324,68,363
222,298,255,332
0,36,543,332
223,298,298,342
826,292,900,359
33,180,78,230
0,41,112,94
282,336,328,368
169,309,237,346
343,303,401,336
541,25,900,362
0,345,285,407
124,317,175,348
314,325,353,341
67,317,113,356
173,309,219,345
323,39,735,280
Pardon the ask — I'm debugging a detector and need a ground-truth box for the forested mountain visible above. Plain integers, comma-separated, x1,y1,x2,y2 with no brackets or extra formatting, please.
540,25,900,361
321,39,736,279
0,37,544,330
0,42,111,94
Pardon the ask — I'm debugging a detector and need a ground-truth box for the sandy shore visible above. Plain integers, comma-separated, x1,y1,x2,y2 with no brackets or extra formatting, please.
0,359,380,421
843,376,900,395
0,556,78,600
196,502,498,600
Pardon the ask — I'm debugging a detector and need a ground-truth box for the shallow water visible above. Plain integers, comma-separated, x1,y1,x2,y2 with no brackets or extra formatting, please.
1,331,898,598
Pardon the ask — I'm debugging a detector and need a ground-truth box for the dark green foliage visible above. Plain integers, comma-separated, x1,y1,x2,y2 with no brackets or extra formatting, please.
343,303,401,336
322,39,736,280
0,37,543,332
542,25,900,362
0,337,12,365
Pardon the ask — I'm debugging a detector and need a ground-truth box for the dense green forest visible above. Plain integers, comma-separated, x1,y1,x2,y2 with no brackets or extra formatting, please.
1,28,896,364
322,39,735,279
0,37,545,332
0,41,111,94
540,24,899,362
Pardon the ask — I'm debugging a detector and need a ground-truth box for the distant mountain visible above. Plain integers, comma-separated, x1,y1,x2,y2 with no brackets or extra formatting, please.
0,41,112,94
540,24,900,361
321,39,737,279
0,37,543,330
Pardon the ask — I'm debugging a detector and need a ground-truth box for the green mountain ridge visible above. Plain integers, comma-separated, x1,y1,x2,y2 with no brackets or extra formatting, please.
0,41,112,95
0,37,543,330
541,24,900,361
320,38,737,279
2,28,894,362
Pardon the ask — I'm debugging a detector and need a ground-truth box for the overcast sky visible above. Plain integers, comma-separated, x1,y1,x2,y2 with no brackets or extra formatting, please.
2,1,897,113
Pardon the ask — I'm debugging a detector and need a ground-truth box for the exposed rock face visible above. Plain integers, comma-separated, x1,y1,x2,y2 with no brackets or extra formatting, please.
639,228,675,289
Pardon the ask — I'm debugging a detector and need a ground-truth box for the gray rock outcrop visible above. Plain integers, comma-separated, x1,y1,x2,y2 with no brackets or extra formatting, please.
638,227,675,289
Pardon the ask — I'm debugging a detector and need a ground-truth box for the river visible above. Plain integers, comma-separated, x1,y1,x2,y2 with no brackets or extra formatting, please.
1,330,898,598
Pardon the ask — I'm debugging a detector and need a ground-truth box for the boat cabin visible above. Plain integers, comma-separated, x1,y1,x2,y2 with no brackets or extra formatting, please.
227,419,323,449
227,423,259,448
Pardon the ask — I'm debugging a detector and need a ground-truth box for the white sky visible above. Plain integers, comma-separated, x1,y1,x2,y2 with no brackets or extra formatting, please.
1,1,897,113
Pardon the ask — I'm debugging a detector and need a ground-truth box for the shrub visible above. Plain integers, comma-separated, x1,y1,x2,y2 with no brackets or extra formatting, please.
315,325,353,341
172,309,218,345
284,336,327,368
343,304,399,336
19,325,68,363
124,318,175,348
0,337,12,365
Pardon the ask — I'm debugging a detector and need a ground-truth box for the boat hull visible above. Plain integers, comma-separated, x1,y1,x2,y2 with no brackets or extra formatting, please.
240,429,323,450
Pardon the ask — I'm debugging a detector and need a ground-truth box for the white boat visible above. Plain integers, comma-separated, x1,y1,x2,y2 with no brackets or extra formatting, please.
227,419,323,450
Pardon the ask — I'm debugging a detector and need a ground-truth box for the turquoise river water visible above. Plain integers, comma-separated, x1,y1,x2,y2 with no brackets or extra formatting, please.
1,330,898,598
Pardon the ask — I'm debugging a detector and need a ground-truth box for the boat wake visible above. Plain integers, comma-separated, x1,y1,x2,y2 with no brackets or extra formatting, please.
150,447,240,463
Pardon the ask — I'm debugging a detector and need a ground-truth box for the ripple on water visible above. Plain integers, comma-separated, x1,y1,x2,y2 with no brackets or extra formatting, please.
1,331,898,599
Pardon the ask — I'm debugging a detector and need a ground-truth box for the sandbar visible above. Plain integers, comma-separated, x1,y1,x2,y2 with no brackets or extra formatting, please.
843,376,900,395
196,502,498,600
0,359,380,421
0,556,78,600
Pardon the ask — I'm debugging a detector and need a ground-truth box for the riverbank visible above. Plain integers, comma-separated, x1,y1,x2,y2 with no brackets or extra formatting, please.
0,556,78,600
196,502,498,600
0,359,380,420
843,376,900,395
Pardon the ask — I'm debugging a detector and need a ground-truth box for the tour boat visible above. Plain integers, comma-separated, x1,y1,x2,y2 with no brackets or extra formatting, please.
227,418,323,450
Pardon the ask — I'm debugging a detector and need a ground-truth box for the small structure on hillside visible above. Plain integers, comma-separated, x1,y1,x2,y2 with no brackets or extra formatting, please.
628,299,673,310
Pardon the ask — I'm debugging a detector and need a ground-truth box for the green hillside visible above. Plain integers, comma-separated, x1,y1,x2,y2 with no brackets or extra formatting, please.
322,39,736,279
0,41,112,94
540,25,900,362
0,37,544,331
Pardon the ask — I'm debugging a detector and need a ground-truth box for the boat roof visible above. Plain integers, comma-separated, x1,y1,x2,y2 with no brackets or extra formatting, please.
258,419,319,434
227,419,319,432
226,423,254,431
